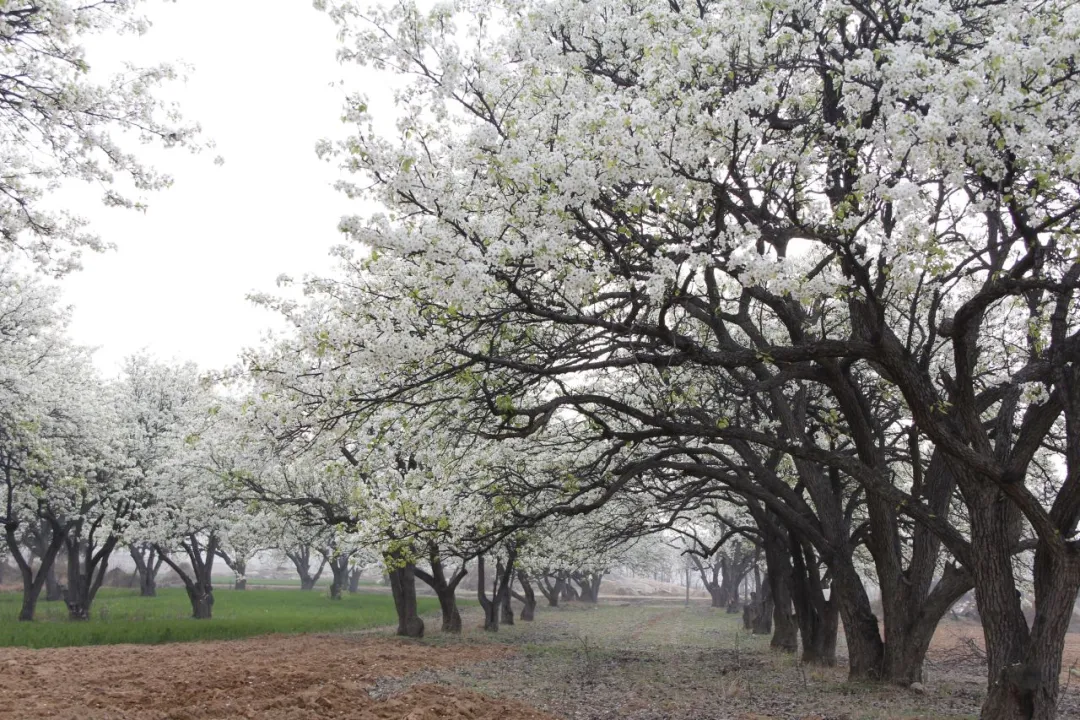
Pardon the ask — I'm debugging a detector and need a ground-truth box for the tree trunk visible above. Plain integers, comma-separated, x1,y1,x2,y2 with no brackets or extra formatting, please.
498,559,515,626
477,549,516,632
188,584,214,619
129,545,163,597
286,546,326,591
234,559,247,591
328,555,351,600
516,570,537,621
157,535,217,620
790,538,838,666
5,519,66,622
573,571,603,603
44,564,62,602
759,532,797,652
561,577,579,602
414,550,466,634
348,566,362,593
537,572,564,607
386,555,424,638
752,576,774,635
61,527,119,621
966,482,1080,720
477,555,499,632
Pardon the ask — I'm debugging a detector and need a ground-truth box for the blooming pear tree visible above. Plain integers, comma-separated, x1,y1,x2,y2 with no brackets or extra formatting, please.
306,1,1080,717
0,263,132,621
0,0,204,275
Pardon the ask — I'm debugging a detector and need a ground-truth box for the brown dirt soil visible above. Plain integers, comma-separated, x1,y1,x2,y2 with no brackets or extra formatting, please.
0,634,556,720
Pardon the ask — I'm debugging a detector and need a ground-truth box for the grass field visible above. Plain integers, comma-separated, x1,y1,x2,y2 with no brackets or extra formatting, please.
0,587,440,648
208,575,381,587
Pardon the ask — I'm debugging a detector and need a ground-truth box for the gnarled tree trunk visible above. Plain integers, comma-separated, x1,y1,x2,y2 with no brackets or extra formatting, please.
60,523,119,621
157,534,217,620
415,548,467,633
327,553,352,600
537,571,565,607
386,551,424,638
4,517,66,622
285,545,326,591
514,570,537,621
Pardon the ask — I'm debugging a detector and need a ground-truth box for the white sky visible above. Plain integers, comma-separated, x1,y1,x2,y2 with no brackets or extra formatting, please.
59,0,375,375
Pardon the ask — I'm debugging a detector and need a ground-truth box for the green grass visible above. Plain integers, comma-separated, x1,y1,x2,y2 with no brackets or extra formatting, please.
208,575,381,587
0,587,441,649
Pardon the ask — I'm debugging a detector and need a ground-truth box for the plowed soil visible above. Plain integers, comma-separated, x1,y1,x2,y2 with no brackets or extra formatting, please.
0,634,556,720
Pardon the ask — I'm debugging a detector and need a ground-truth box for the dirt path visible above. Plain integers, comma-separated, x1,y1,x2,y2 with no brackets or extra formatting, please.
0,634,556,720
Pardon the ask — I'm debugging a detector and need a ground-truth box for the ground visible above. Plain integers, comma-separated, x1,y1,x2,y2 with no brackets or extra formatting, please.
0,588,442,647
2,594,1079,719
0,634,549,720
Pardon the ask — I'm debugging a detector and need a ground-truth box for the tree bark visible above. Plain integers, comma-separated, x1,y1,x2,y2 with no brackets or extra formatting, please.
348,566,362,593
572,571,603,603
477,554,499,632
759,526,798,652
752,575,774,635
285,546,326,591
414,547,467,633
157,535,217,620
537,571,565,606
386,553,424,638
498,559,515,626
129,544,163,597
477,548,517,632
515,570,537,621
60,524,119,621
44,564,62,602
328,554,351,600
788,537,838,666
5,518,66,621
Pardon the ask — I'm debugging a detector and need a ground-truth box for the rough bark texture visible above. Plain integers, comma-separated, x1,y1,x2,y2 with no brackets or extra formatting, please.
387,559,425,638
477,555,499,632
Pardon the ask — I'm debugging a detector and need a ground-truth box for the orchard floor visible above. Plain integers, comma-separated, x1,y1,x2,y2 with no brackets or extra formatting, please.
2,601,1079,720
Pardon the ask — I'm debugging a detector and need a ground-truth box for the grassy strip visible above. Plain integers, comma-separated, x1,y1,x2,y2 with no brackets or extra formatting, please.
0,587,440,649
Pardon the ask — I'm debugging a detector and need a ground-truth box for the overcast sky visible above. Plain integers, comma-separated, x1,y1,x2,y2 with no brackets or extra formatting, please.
59,0,374,376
